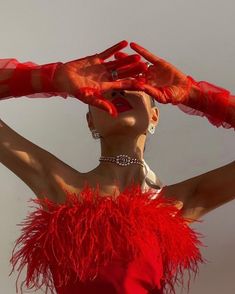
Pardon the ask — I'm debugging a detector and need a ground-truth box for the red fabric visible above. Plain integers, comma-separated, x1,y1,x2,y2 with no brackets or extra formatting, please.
120,42,235,130
177,76,235,130
9,183,207,294
0,41,148,117
52,247,165,294
0,58,67,100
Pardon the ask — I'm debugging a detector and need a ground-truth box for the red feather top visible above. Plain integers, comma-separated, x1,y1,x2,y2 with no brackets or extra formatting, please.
9,183,207,294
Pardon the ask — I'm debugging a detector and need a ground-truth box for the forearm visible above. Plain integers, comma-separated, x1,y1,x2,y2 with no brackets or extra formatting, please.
0,67,40,98
178,78,235,130
31,67,43,93
0,58,66,100
0,118,4,128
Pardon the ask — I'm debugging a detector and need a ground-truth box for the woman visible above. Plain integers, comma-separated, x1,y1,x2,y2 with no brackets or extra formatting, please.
1,40,235,294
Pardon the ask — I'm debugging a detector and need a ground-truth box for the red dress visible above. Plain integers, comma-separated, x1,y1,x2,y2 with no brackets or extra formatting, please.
9,179,207,294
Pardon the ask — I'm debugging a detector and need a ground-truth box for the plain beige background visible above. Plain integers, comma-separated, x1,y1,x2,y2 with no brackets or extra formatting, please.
0,0,235,293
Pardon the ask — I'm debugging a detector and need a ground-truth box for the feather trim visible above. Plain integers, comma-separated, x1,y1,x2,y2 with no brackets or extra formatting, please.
9,183,207,294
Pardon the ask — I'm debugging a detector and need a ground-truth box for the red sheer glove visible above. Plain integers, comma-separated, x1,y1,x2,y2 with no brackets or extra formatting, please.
123,42,235,130
52,40,147,117
0,41,147,117
178,76,235,130
115,43,192,105
0,59,65,99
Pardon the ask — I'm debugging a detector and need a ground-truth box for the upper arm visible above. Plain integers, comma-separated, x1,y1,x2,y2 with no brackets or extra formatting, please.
163,174,205,224
163,174,200,205
0,120,59,199
164,161,235,224
190,161,235,214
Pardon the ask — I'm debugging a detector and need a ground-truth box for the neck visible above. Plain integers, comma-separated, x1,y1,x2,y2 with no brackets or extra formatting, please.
94,161,146,192
100,132,146,158
97,133,147,189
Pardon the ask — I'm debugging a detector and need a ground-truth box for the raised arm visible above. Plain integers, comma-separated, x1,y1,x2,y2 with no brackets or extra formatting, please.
126,42,235,130
0,54,65,199
0,41,148,200
187,161,235,216
0,58,65,100
163,161,235,224
0,41,147,116
0,118,63,200
0,57,70,201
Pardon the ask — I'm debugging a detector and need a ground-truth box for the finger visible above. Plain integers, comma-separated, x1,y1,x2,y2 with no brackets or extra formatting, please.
94,93,118,117
130,42,162,65
77,90,118,117
98,40,128,60
114,52,150,76
104,54,140,71
101,78,147,92
114,51,148,67
114,52,129,59
140,83,169,104
115,62,147,79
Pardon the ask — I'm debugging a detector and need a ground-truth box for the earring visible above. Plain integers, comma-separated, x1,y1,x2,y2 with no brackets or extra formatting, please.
91,129,101,139
147,123,155,134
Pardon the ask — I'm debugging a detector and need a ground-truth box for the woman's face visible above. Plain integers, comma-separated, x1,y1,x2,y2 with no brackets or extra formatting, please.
86,90,158,138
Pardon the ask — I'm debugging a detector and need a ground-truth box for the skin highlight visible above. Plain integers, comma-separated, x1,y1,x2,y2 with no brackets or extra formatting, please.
86,90,159,192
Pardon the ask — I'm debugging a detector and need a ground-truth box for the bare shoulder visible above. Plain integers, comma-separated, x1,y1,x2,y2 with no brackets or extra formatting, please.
41,155,86,203
0,119,85,203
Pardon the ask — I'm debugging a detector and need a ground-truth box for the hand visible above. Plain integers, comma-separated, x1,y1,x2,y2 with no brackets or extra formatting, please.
114,42,193,104
53,40,147,117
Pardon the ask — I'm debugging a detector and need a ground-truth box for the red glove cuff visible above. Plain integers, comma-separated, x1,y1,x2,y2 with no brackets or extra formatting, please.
9,62,34,97
39,62,62,93
0,58,68,99
177,75,234,130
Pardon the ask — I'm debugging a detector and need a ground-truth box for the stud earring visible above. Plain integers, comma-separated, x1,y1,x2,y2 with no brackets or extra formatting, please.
147,123,155,134
91,129,101,139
